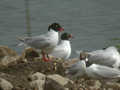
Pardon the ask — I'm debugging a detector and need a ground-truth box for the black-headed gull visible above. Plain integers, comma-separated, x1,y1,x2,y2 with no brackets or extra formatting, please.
66,60,120,79
79,46,120,69
67,48,120,88
66,59,120,88
18,23,64,62
50,32,72,60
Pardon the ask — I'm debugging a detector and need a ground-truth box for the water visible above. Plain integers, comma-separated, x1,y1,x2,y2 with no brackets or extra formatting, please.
0,0,120,57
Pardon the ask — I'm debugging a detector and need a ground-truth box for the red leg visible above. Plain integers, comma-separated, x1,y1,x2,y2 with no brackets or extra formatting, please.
41,51,49,62
47,54,51,61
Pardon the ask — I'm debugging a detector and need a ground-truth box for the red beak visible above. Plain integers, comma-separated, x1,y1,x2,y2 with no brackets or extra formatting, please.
58,28,64,32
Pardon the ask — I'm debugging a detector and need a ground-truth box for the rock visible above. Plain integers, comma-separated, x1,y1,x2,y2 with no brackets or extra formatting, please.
0,46,17,59
47,74,71,86
45,74,73,90
0,56,18,66
105,82,120,90
86,80,101,90
28,72,46,90
21,47,39,60
0,55,27,67
0,46,23,67
0,78,13,90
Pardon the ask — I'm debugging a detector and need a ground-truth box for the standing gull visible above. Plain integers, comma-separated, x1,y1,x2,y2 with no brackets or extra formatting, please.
18,23,64,62
51,32,72,60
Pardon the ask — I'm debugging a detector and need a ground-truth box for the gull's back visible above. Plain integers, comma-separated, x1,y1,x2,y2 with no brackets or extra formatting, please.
86,64,120,79
18,30,59,53
88,46,120,68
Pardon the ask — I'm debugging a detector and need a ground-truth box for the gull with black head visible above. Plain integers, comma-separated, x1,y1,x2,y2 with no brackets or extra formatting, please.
51,32,72,60
18,23,64,62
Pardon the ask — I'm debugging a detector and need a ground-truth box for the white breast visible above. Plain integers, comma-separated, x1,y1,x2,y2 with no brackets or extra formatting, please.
43,29,59,53
51,40,71,59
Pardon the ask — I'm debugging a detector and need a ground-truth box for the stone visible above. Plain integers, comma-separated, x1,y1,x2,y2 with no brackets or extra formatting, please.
0,56,17,66
86,80,101,90
45,74,73,90
28,72,46,90
105,82,120,90
47,74,70,86
21,47,39,60
0,78,13,90
0,46,22,67
0,46,17,59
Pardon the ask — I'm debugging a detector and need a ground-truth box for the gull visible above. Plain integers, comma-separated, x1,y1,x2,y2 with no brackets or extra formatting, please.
50,32,72,60
18,23,64,62
66,60,120,79
66,59,120,89
79,46,120,69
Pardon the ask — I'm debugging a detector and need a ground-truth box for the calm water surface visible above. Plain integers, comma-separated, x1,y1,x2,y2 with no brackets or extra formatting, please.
0,0,120,57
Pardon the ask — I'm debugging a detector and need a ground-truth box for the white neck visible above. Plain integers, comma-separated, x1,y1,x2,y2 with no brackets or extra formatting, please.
47,29,58,37
61,40,69,43
61,40,71,59
60,40,71,49
47,29,59,45
80,60,87,70
48,29,58,35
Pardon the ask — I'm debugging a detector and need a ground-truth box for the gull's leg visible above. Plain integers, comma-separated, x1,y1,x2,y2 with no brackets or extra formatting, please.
41,51,49,62
46,54,51,61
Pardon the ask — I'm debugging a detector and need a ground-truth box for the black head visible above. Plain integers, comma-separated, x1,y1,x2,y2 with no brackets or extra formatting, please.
80,52,88,60
80,52,90,61
48,23,64,32
61,32,72,40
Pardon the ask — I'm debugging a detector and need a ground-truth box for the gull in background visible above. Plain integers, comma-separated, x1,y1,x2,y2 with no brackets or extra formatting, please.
78,46,120,69
66,60,120,80
66,56,120,88
50,32,72,60
18,23,64,62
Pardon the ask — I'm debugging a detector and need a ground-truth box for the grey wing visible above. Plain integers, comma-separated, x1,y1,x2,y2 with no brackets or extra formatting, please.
66,61,86,76
88,50,105,62
87,64,120,79
88,50,115,67
23,35,51,49
67,62,80,75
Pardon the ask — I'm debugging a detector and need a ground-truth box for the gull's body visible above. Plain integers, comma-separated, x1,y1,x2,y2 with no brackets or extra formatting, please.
86,63,120,79
67,60,120,80
81,46,120,68
18,23,64,61
67,47,120,89
20,29,59,54
66,60,86,78
50,32,72,60
51,40,71,59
